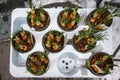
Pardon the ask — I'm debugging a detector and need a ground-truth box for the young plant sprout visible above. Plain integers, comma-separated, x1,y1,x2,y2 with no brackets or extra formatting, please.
60,17,70,27
52,43,61,51
30,3,36,15
62,7,71,19
68,15,81,29
45,39,51,48
70,4,79,20
39,5,46,21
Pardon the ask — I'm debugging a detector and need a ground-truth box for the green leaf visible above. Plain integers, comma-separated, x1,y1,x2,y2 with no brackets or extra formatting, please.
38,53,44,59
74,3,79,13
95,61,104,65
78,29,91,39
97,3,109,13
28,56,34,62
27,67,33,72
113,13,120,17
61,17,69,24
87,59,91,68
56,32,64,38
30,3,35,10
30,3,33,9
103,68,110,74
107,55,114,59
75,15,81,23
87,42,96,49
49,31,54,35
16,43,21,48
39,4,44,14
112,8,120,14
64,7,71,13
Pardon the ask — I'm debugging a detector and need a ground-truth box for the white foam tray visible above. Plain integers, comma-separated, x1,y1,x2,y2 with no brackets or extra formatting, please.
10,8,112,78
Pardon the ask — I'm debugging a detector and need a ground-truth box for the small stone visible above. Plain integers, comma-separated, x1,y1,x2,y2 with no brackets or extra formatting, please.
2,15,8,22
116,28,120,31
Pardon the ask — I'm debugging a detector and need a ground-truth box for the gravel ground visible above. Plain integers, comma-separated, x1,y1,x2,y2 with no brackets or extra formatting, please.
0,0,29,80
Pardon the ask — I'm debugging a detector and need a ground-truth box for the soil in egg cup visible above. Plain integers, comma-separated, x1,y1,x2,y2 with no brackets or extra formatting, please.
42,30,64,53
57,5,81,31
27,3,50,31
72,28,106,53
12,29,35,53
26,51,49,75
86,52,116,76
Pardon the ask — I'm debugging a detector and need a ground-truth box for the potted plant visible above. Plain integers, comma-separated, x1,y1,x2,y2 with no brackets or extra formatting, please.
86,52,116,76
86,4,120,27
57,5,81,31
26,51,49,75
72,28,106,53
42,30,65,53
12,28,35,53
27,3,50,31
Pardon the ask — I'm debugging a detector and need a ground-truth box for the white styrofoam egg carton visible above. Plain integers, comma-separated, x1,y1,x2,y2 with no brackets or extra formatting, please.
10,8,112,78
